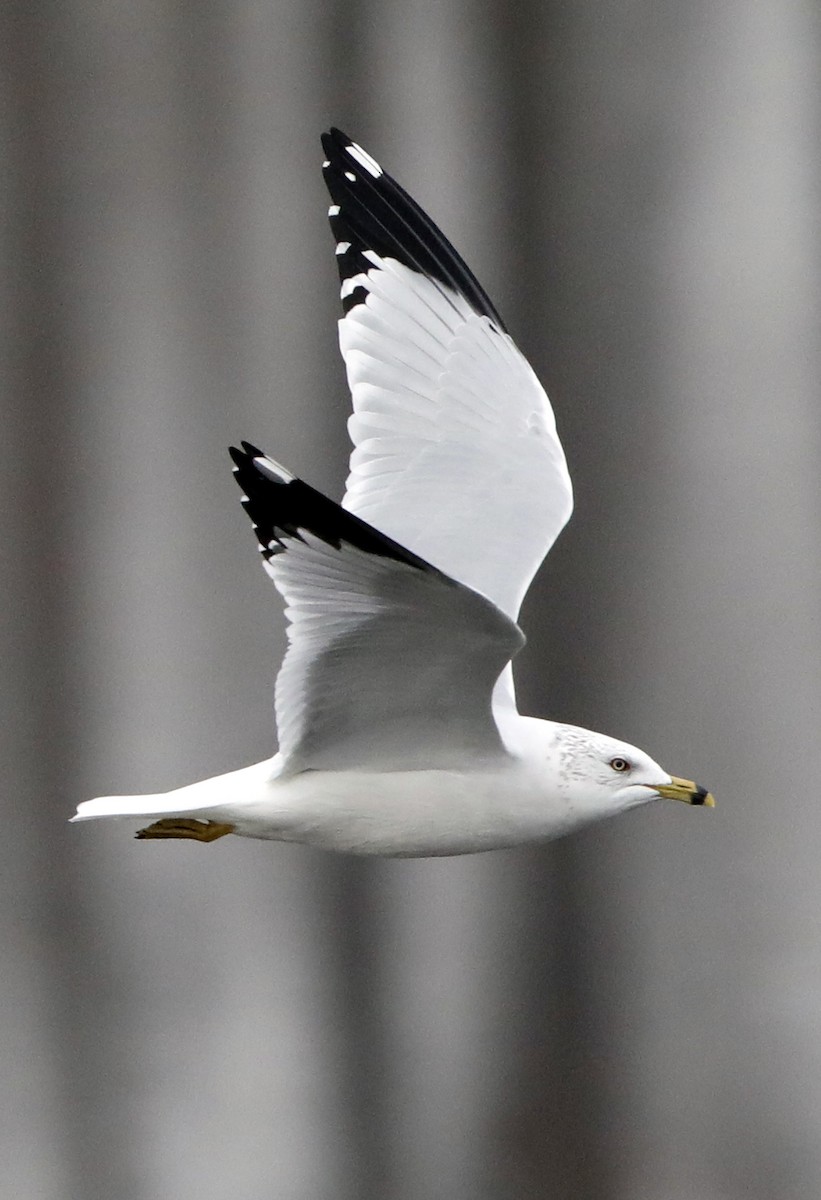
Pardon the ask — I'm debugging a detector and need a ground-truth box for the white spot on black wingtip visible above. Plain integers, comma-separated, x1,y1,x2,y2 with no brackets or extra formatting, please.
232,441,295,485
344,170,356,182
322,160,330,168
335,241,351,255
346,141,383,178
252,456,294,485
328,204,340,216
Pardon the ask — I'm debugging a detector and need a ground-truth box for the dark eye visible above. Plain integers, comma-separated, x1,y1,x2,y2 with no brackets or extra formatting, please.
609,757,631,773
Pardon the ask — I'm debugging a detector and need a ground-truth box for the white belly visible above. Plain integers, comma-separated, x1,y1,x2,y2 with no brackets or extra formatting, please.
224,760,579,856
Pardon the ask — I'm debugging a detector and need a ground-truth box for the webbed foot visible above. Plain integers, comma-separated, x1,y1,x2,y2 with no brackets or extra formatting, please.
135,818,236,843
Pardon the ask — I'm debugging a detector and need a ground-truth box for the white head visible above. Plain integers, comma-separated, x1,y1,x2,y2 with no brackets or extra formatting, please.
546,722,714,827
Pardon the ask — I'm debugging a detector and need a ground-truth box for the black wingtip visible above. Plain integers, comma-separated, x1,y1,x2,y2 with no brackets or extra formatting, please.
229,442,269,468
320,127,507,331
322,127,353,156
229,440,440,573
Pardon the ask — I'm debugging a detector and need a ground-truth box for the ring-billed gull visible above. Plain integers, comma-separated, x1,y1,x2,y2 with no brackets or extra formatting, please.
72,128,713,855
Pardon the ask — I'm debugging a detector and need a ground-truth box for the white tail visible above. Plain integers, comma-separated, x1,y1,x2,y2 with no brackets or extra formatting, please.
71,758,277,824
71,794,195,822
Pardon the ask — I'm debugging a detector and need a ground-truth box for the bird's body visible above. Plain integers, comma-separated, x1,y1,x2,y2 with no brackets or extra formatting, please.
78,718,676,856
72,129,713,852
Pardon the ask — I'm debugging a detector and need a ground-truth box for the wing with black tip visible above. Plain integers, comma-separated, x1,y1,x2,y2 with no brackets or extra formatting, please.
230,443,523,771
321,127,573,628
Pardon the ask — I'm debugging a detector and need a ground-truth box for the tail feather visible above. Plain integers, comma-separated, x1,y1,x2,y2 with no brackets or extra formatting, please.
71,759,277,824
71,794,205,822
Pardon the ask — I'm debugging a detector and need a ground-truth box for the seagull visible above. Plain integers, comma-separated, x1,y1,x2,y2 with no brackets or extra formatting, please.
72,128,713,855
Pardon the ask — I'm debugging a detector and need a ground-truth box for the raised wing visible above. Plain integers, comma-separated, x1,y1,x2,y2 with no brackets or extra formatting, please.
230,443,523,772
321,128,573,624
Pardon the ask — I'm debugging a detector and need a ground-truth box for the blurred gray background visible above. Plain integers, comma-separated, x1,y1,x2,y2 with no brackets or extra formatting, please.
3,2,820,1197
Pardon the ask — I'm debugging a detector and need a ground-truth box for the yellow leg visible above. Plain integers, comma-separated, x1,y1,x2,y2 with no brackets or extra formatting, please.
135,818,236,843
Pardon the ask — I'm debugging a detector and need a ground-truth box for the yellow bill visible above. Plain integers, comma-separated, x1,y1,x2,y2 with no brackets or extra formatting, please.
655,776,715,807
